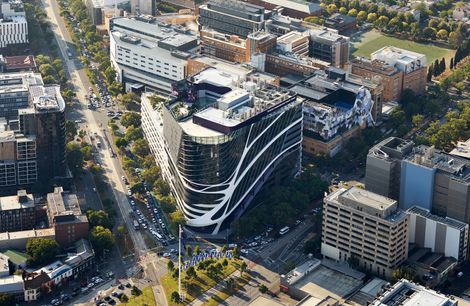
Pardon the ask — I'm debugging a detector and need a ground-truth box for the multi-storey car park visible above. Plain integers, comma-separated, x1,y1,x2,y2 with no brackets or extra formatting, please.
142,67,303,234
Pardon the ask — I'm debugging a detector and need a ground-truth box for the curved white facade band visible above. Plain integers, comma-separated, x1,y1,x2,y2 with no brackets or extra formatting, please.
142,85,303,234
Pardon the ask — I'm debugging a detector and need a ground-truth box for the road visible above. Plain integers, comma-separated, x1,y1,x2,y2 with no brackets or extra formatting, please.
41,0,147,256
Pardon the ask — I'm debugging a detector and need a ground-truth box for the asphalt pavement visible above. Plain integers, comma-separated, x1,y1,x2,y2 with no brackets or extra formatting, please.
41,0,148,257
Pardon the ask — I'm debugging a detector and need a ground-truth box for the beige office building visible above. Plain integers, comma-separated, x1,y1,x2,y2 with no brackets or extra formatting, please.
321,187,408,279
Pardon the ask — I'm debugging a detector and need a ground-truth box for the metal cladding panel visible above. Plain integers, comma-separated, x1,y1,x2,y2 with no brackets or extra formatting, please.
162,106,183,163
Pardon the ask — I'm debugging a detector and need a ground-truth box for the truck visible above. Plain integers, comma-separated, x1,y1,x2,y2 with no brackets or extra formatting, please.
133,220,139,230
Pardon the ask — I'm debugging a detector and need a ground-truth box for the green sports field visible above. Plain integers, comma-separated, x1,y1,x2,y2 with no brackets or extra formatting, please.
351,30,455,63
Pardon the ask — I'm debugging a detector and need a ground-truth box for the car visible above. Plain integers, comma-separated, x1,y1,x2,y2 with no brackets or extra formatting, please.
108,299,116,305
71,291,79,297
74,119,83,124
51,299,59,304
112,291,119,297
125,283,132,288
95,300,103,306
104,296,112,302
118,284,125,290
107,271,114,278
163,253,170,258
81,287,89,293
87,283,94,289
295,220,301,225
127,190,132,196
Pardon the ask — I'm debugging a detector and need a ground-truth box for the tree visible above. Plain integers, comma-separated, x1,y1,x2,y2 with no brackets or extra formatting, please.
222,258,228,266
357,10,367,23
423,27,437,39
347,8,358,17
326,4,337,14
131,285,141,296
233,247,240,259
167,260,175,271
90,226,115,257
26,238,59,266
155,179,171,196
186,245,193,257
376,15,389,29
412,114,424,128
433,59,440,76
239,261,247,276
436,29,448,40
115,137,128,149
339,7,347,14
171,291,181,303
132,138,150,158
427,64,433,82
259,284,268,294
439,57,446,72
170,210,186,232
450,57,454,70
65,121,78,142
367,13,377,23
104,67,116,83
448,31,461,47
121,112,141,128
120,92,141,109
130,182,145,195
225,278,235,291
66,142,84,174
389,107,406,127
124,126,143,142
119,294,129,302
39,63,55,77
142,166,161,187
87,209,112,229
186,266,197,279
43,75,57,84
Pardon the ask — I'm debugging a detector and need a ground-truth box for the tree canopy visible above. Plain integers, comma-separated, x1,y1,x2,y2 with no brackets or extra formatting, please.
26,238,60,266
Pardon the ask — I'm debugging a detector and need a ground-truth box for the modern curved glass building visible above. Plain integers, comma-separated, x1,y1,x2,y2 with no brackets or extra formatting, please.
142,68,303,234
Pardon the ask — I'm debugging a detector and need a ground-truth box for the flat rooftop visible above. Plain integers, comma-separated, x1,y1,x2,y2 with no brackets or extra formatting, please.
309,28,347,42
407,206,468,230
0,228,55,241
407,146,470,182
111,17,196,45
371,279,457,306
18,85,65,114
339,187,397,211
294,263,363,299
262,0,322,14
0,191,34,211
371,46,426,63
47,187,81,217
450,139,470,160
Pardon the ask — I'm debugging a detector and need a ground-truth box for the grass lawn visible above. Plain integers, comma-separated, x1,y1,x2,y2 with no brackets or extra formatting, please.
122,287,156,306
203,273,251,306
352,30,455,63
161,258,239,306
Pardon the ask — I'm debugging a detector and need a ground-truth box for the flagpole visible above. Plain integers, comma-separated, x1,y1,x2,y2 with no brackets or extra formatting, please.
178,224,181,299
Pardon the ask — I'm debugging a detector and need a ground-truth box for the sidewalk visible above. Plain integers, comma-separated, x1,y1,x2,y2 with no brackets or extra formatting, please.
188,272,237,306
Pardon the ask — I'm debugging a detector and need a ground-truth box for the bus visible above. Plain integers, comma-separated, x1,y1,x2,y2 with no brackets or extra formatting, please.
133,220,139,230
279,226,290,235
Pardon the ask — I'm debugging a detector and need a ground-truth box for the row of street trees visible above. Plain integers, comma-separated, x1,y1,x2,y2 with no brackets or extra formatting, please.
307,0,467,46
59,0,122,96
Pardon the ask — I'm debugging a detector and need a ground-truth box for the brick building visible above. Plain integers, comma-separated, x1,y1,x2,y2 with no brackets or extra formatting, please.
46,187,88,247
0,190,36,232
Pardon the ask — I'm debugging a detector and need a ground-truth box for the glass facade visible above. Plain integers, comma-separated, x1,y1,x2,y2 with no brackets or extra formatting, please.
164,98,303,233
